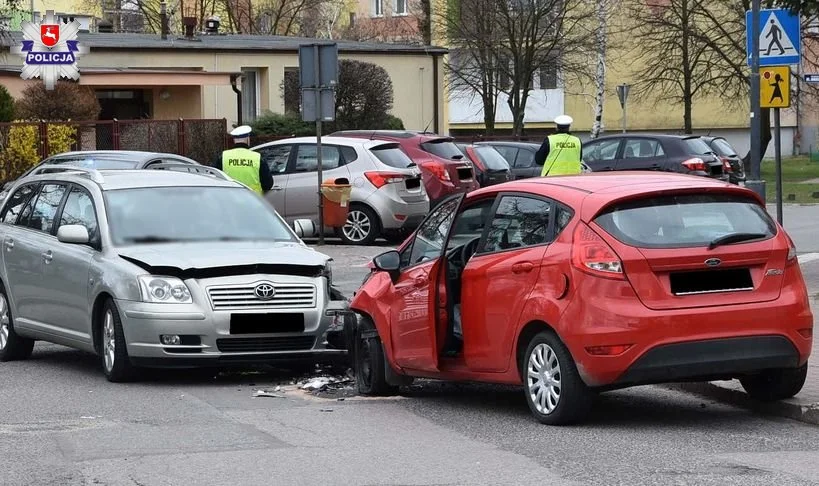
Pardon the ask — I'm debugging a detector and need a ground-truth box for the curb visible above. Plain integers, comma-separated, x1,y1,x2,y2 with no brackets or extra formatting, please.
671,382,819,426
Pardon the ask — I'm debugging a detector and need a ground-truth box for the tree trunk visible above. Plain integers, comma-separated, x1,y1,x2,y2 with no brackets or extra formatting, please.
683,96,693,133
590,0,607,139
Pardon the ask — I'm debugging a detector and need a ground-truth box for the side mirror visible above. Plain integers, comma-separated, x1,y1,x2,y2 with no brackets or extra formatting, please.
293,219,316,238
373,250,401,281
57,224,90,244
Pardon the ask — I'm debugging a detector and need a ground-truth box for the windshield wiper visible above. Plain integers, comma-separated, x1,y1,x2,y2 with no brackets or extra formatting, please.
123,236,179,243
707,232,768,250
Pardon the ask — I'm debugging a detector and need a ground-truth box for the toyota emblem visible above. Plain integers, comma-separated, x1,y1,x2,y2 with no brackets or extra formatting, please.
704,258,722,267
254,283,276,300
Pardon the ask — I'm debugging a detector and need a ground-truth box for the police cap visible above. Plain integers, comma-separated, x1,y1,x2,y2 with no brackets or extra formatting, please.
230,125,253,138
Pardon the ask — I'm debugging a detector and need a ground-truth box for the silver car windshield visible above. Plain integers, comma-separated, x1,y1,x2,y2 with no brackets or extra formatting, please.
104,186,297,245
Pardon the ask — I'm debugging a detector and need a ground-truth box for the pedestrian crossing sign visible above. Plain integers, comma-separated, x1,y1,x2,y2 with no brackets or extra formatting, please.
760,66,790,109
746,8,801,67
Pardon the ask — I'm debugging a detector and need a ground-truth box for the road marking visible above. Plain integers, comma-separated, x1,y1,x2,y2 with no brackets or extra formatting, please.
798,253,819,264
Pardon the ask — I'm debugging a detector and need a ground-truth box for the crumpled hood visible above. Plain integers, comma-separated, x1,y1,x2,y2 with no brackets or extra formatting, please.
117,241,329,275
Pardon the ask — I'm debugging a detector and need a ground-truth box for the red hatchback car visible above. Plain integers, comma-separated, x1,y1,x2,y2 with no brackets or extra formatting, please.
330,130,479,206
346,172,813,425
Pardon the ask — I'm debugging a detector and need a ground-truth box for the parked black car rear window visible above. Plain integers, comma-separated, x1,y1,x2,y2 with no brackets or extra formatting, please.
474,146,511,170
594,194,776,249
683,138,715,156
420,139,465,160
711,139,738,157
370,144,415,168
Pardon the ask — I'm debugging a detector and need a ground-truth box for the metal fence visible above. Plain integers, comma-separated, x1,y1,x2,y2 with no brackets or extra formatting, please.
0,119,228,183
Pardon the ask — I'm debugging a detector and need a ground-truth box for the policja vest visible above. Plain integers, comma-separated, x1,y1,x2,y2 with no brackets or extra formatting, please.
221,147,263,194
541,133,582,176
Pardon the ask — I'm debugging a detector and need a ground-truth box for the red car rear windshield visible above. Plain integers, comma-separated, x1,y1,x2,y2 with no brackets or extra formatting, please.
593,194,776,249
420,139,465,160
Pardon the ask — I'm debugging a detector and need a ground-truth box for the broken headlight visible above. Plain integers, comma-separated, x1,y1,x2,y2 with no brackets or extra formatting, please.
322,260,334,285
138,275,193,304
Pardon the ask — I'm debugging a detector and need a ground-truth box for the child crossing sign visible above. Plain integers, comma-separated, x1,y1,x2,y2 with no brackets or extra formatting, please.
760,66,790,109
746,8,801,67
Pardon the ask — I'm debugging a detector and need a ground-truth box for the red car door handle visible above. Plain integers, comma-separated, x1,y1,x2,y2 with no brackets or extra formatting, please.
511,262,534,274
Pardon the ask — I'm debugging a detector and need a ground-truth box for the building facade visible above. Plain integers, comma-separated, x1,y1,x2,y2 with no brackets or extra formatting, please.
0,32,447,134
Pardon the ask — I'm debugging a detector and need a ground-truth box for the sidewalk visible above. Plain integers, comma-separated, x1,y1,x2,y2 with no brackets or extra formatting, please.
677,257,819,425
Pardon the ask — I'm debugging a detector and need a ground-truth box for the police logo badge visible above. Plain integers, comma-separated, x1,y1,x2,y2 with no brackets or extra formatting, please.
11,10,89,90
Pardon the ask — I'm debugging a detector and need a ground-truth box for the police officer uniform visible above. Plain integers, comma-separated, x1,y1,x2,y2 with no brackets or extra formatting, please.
535,115,583,176
213,125,273,195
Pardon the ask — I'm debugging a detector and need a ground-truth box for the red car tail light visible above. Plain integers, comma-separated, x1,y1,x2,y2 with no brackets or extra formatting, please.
419,161,452,182
785,232,798,267
365,171,407,188
571,221,625,280
720,156,734,172
682,158,707,171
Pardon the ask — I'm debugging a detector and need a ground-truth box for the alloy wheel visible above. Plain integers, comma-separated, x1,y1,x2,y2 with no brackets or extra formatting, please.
342,210,372,243
0,294,8,351
527,343,562,415
103,310,115,372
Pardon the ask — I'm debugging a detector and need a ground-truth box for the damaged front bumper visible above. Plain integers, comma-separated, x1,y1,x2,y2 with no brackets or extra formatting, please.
116,286,356,369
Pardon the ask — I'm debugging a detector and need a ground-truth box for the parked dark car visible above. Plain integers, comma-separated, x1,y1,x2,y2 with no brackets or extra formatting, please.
329,130,479,206
703,136,745,185
473,141,544,180
455,143,512,187
581,134,729,181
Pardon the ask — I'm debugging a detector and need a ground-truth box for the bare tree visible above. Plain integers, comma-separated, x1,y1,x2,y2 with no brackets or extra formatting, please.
440,0,592,136
589,0,621,138
498,0,593,135
626,0,742,134
436,0,505,133
338,0,425,42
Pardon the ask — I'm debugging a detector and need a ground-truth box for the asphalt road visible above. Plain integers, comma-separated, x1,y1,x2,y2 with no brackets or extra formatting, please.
3,206,819,486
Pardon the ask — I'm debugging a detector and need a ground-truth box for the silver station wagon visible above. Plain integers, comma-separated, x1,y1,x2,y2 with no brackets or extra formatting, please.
0,165,350,381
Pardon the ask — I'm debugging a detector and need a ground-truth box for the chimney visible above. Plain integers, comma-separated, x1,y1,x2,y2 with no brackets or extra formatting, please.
204,15,220,34
182,16,196,38
160,1,169,39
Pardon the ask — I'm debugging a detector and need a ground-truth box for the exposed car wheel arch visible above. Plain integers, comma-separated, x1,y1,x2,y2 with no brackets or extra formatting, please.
515,320,559,380
91,292,114,355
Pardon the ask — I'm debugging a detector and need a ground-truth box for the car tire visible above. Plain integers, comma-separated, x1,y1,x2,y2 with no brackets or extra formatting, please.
0,284,34,362
354,315,399,396
739,363,808,402
337,205,380,246
522,330,593,425
100,298,137,383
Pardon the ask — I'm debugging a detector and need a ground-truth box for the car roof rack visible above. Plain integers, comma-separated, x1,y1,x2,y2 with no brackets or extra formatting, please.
29,165,105,183
146,163,232,182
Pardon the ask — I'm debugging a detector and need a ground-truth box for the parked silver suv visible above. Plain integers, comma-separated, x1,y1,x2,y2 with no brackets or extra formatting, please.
0,165,351,381
252,136,430,245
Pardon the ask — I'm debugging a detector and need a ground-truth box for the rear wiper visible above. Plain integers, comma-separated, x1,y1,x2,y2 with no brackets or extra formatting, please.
123,236,179,243
707,232,768,250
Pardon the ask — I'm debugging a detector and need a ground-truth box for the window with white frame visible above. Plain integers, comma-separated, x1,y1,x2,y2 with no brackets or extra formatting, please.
395,0,408,15
373,0,383,16
241,68,260,123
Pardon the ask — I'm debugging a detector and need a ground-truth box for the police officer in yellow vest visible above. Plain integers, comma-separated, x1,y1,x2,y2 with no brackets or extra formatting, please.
213,125,273,195
535,115,583,176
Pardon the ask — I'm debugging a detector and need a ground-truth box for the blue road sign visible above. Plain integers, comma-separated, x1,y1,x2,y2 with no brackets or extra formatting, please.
746,8,801,67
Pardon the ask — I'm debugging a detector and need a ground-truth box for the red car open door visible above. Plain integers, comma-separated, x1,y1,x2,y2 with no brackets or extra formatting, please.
389,195,464,372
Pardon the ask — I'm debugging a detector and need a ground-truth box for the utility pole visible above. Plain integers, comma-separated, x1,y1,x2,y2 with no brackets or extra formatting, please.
746,0,765,201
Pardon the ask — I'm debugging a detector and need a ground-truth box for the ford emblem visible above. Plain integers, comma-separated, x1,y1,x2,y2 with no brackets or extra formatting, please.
254,283,276,300
704,258,721,267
